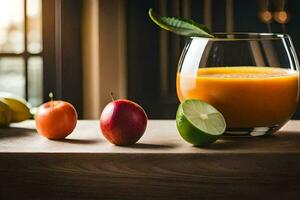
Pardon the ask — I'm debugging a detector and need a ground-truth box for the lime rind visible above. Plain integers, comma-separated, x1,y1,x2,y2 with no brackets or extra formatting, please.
148,8,214,38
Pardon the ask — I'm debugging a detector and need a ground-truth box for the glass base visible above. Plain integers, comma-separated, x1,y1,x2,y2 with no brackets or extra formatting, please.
224,125,281,136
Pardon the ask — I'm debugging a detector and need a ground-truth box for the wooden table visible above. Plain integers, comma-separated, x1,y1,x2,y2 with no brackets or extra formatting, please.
0,120,300,200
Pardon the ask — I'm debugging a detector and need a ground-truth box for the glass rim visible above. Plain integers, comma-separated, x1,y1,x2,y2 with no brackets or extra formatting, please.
190,32,290,41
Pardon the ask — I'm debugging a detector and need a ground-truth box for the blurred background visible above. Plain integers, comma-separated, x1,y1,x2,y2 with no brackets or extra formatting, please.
0,0,299,119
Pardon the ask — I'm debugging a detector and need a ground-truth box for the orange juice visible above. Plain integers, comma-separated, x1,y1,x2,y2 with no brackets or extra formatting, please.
176,67,299,128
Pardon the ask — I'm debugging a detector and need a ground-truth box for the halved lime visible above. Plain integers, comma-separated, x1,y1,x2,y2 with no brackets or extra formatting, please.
176,99,226,147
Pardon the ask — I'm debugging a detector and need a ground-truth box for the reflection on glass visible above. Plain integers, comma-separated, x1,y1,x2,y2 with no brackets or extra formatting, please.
27,0,42,53
28,56,43,106
0,57,25,97
0,0,24,53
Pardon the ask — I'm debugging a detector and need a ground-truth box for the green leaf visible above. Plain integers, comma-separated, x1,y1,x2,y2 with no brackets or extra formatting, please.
148,8,214,38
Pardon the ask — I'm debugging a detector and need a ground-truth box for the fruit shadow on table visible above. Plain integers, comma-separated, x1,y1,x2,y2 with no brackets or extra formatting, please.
128,143,177,149
53,138,100,145
0,127,35,139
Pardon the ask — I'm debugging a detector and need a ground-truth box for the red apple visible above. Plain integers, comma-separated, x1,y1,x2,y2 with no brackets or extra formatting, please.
100,99,148,146
35,100,77,139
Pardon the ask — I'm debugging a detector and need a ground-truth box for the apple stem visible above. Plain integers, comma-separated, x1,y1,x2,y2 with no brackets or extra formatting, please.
49,92,54,107
110,92,115,101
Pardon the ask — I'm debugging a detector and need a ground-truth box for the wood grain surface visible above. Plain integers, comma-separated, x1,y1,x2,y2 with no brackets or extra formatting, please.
0,120,300,199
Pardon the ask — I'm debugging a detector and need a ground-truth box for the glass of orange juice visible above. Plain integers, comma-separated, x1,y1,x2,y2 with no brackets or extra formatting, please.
176,33,299,136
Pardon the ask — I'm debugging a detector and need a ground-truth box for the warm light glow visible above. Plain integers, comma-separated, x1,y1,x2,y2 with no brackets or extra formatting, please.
0,0,23,28
0,0,40,26
259,11,273,24
27,0,41,17
274,11,289,24
0,0,24,52
0,0,42,53
27,0,42,53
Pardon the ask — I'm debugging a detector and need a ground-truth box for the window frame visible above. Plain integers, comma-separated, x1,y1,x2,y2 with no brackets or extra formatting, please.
0,0,43,101
0,0,83,118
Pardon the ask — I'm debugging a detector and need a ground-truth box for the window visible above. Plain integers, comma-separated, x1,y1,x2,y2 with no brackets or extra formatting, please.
0,0,43,106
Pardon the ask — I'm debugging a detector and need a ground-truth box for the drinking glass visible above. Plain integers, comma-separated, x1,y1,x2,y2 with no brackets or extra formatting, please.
176,33,299,136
